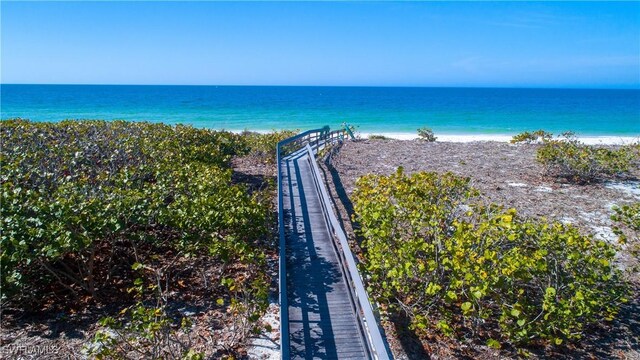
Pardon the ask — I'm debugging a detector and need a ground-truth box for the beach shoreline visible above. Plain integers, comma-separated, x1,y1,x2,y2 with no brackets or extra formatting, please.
358,132,640,145
228,129,640,145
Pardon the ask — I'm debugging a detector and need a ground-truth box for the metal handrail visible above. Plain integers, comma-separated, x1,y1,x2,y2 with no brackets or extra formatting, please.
304,144,392,360
277,125,389,359
277,126,330,159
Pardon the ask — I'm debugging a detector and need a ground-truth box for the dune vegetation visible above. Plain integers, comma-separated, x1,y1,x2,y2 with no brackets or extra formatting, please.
2,121,638,358
0,119,294,358
352,168,629,351
345,133,640,357
510,130,640,183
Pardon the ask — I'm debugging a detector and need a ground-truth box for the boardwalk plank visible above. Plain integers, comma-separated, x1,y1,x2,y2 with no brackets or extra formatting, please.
281,151,368,360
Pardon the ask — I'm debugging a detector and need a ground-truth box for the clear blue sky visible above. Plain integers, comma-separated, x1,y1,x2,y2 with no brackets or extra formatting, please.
2,1,639,88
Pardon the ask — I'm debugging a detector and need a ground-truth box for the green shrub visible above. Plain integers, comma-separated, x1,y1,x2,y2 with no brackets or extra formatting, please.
86,261,268,359
510,130,552,144
612,202,640,270
368,134,391,140
612,203,640,240
352,168,627,347
240,129,298,164
417,127,437,142
87,303,203,360
536,133,638,183
0,120,269,303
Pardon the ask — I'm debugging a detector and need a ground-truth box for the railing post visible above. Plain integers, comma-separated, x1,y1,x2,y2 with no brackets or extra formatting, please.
343,123,356,140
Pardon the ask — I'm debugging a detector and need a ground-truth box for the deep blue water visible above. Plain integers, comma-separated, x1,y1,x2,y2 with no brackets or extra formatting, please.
1,84,639,136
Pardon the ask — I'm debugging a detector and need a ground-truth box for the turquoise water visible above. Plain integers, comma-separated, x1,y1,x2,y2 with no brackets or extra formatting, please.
1,85,639,136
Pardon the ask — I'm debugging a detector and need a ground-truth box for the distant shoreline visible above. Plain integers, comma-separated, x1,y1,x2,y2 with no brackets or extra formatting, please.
357,132,640,145
232,129,640,145
3,118,637,145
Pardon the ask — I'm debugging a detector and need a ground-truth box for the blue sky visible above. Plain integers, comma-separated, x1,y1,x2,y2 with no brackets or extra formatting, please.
2,1,639,88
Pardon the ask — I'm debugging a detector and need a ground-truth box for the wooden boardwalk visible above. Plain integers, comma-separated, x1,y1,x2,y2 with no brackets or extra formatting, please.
280,148,368,359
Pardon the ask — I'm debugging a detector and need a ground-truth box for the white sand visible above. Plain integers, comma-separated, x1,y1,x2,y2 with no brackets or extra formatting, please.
359,132,639,145
229,128,638,145
606,181,640,200
246,300,280,359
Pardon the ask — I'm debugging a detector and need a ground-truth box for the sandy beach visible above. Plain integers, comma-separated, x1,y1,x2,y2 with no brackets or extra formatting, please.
359,132,640,145
326,139,639,237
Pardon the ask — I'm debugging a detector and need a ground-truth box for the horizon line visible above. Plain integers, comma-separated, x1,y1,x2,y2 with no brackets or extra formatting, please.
2,83,639,91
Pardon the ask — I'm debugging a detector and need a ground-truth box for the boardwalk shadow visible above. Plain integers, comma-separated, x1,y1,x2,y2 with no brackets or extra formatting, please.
321,154,358,243
231,171,274,195
283,154,362,359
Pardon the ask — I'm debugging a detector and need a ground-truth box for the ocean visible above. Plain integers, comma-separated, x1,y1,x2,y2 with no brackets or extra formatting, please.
1,84,639,137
